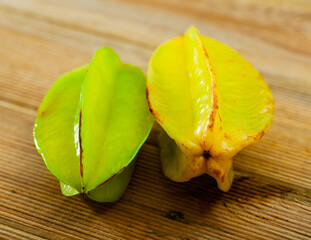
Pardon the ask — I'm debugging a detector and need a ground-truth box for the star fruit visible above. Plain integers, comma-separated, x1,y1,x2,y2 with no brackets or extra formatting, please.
34,47,154,202
146,26,274,191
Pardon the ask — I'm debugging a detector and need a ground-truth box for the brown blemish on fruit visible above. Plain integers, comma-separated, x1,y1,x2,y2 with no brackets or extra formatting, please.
94,166,126,189
202,44,219,132
208,104,219,130
213,169,221,178
240,129,267,150
180,142,191,151
80,154,84,178
202,48,217,86
146,87,163,124
246,135,256,142
146,87,153,115
146,86,150,100
79,110,84,190
219,115,223,130
41,110,46,116
208,119,214,130
208,106,217,130
224,133,231,140
257,130,265,140
246,130,265,144
202,44,210,63
253,130,265,141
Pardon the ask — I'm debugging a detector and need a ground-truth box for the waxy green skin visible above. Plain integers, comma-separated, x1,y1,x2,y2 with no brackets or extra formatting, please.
33,47,154,202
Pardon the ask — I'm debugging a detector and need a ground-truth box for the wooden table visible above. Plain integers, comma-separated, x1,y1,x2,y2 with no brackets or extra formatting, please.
0,0,310,239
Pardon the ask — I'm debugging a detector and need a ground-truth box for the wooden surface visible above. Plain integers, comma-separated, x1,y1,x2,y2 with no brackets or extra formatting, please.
0,0,311,239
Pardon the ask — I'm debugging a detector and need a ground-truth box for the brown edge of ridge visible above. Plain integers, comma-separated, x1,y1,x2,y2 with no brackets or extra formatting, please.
145,85,163,124
79,109,84,192
201,42,219,133
91,166,127,192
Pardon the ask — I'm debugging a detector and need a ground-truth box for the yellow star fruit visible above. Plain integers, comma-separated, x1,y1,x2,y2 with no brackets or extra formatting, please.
146,26,274,191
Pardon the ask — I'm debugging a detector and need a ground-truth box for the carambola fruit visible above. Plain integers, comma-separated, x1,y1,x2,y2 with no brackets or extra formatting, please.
146,26,274,191
33,47,154,202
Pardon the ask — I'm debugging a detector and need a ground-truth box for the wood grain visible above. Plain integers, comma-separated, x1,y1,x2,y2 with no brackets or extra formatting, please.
0,0,310,239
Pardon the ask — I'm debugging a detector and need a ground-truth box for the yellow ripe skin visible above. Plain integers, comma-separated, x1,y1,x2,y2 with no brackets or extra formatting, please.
147,26,274,191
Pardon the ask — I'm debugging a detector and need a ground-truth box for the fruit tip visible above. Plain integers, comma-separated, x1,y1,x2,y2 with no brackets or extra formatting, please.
185,25,200,36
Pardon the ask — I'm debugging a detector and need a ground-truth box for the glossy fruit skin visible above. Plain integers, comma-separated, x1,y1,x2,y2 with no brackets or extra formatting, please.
147,26,274,191
34,65,86,192
34,47,154,201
